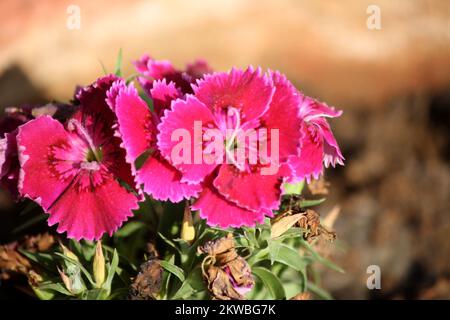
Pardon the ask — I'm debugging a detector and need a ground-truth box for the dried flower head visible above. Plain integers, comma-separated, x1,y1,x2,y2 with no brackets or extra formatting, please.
199,234,254,300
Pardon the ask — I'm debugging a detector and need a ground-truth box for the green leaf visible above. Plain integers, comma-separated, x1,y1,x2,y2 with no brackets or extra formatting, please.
158,232,182,256
160,260,185,282
140,92,154,112
81,288,109,300
283,180,305,195
252,267,286,300
274,227,304,241
134,149,153,171
234,235,251,248
70,240,96,262
31,286,56,300
38,282,73,296
171,282,194,300
244,228,259,248
19,250,57,273
300,240,345,273
307,282,333,300
125,73,139,84
103,249,119,293
268,240,308,272
114,48,123,76
247,247,269,266
114,221,146,238
98,59,108,75
55,253,96,286
300,198,326,208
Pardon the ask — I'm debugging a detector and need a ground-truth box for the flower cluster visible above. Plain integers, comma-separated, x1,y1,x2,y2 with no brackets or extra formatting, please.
0,54,343,240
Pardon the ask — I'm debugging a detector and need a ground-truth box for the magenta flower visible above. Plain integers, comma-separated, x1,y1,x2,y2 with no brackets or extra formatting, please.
0,107,33,199
110,79,201,202
134,54,212,95
0,104,74,199
157,67,302,227
288,95,344,182
0,132,19,199
17,76,139,240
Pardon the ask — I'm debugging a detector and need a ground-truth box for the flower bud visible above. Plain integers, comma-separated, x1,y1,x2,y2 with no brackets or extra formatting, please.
93,241,105,288
181,204,195,243
60,243,79,262
58,267,73,293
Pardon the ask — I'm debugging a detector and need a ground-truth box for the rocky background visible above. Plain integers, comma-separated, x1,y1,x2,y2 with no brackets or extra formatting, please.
1,0,449,299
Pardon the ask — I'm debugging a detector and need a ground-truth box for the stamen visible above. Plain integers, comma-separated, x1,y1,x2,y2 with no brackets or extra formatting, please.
80,161,100,171
67,119,101,162
224,107,245,171
225,107,241,150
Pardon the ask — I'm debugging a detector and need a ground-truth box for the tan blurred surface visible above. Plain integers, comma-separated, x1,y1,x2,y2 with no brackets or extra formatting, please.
1,0,450,107
0,0,449,299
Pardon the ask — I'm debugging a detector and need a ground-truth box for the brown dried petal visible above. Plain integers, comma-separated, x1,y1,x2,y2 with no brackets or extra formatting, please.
298,209,337,242
206,265,243,300
23,233,56,252
226,256,254,289
129,259,163,300
271,213,303,238
298,209,322,241
198,233,235,256
0,244,31,280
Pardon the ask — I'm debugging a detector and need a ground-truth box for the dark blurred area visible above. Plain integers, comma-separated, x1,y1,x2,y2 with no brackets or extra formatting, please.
0,0,449,299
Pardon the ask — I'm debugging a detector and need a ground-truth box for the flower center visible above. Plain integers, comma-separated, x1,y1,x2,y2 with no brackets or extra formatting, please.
85,147,103,163
223,107,246,171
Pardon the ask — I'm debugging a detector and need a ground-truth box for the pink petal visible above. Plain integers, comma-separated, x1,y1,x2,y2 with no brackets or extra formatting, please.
0,137,7,179
193,67,274,122
74,78,137,190
114,83,154,162
157,95,217,184
0,131,21,199
261,71,302,162
106,79,127,111
18,116,139,240
192,181,266,228
17,116,72,208
150,79,182,117
47,174,137,240
75,74,119,125
316,118,345,168
133,54,152,74
144,59,177,79
137,155,201,202
288,124,324,183
299,94,343,121
213,164,283,211
185,59,213,81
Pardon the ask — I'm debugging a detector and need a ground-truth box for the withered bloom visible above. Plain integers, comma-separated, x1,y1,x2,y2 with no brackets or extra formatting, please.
198,233,254,300
129,243,162,300
0,233,55,281
298,209,336,242
272,196,336,241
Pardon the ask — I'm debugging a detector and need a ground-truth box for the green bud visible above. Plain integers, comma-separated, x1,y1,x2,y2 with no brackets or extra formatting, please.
93,241,105,288
181,204,195,243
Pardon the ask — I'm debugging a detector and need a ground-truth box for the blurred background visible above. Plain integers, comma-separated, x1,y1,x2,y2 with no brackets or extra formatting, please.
0,0,449,299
